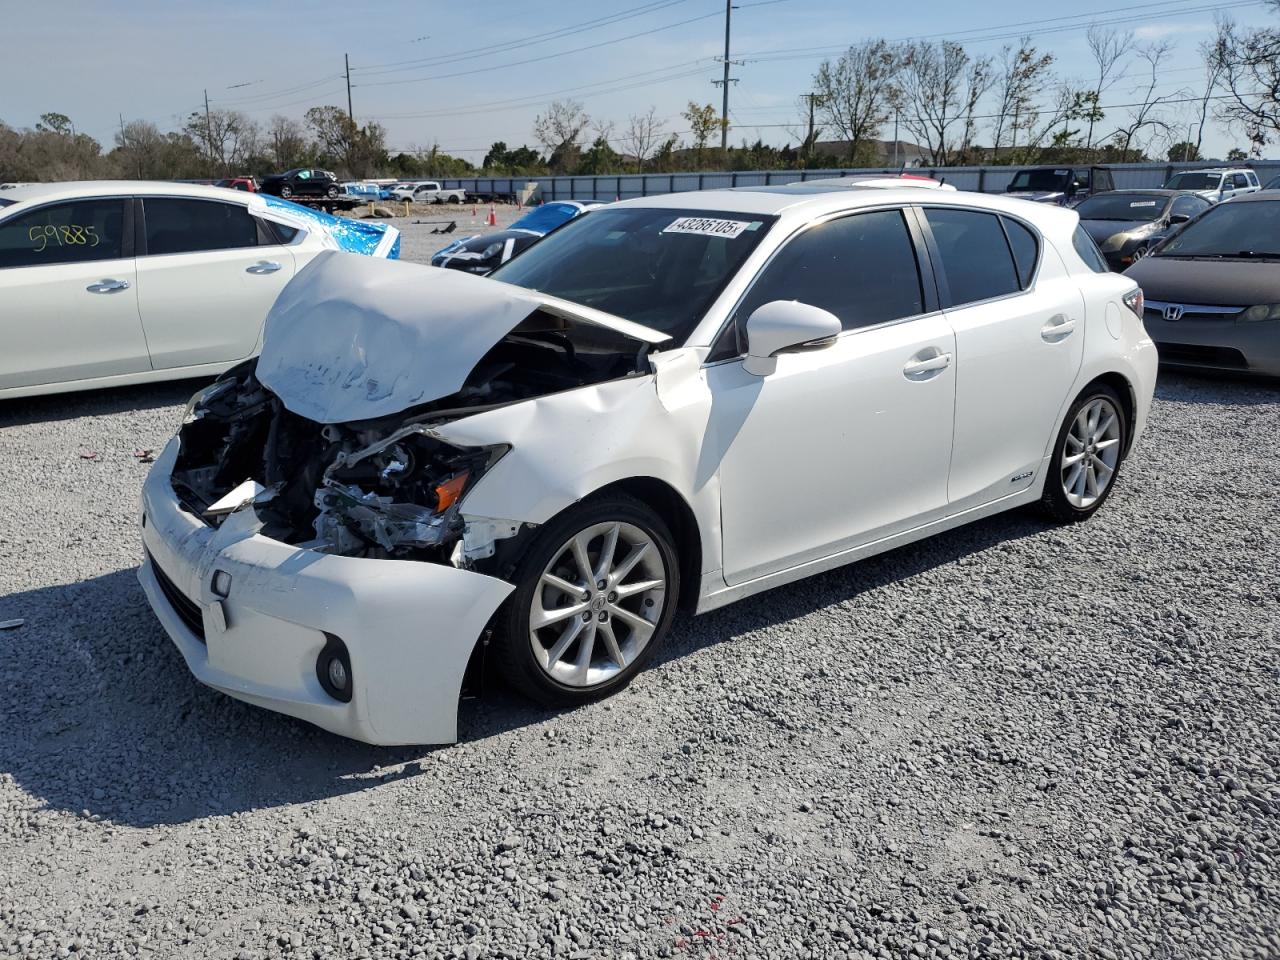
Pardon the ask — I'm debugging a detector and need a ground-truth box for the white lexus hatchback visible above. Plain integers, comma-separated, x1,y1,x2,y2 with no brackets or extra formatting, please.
0,181,399,399
139,183,1156,745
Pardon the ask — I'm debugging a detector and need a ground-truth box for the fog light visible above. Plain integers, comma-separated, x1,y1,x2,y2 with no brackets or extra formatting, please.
211,569,232,598
316,633,353,703
327,657,348,690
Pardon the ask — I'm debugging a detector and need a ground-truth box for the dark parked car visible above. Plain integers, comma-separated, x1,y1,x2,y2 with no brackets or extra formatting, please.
259,168,340,200
430,201,602,274
1263,175,1280,191
1075,190,1211,271
1125,192,1280,376
1005,165,1115,206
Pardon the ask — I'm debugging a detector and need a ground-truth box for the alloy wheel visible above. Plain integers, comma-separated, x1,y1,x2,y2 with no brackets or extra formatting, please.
529,521,667,688
1061,397,1122,509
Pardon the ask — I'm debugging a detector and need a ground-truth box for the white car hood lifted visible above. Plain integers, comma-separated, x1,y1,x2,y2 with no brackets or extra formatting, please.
256,250,671,424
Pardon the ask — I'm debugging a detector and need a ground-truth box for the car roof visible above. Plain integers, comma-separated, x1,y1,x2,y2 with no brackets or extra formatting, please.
0,180,259,205
1082,189,1184,197
1172,167,1252,173
612,185,1077,230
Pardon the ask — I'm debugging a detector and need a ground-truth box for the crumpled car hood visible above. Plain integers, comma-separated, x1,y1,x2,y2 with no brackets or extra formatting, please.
256,250,670,424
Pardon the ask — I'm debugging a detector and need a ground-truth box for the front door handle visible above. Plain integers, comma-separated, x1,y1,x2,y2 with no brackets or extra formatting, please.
86,278,130,294
246,260,282,275
1041,314,1077,341
903,350,952,380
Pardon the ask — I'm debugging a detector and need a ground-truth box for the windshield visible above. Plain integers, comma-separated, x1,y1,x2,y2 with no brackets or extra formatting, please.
1165,172,1221,191
1075,194,1168,222
488,207,776,341
1008,169,1069,192
1156,200,1280,257
1265,176,1280,190
0,198,14,208
511,202,582,234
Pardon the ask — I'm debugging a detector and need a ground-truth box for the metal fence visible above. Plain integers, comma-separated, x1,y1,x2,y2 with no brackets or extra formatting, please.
441,160,1280,202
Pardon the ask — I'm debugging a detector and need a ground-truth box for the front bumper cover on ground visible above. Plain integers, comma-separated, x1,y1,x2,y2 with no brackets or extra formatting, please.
137,440,514,745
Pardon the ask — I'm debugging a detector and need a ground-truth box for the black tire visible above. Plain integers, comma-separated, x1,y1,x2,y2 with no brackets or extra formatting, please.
492,493,680,707
326,185,339,199
1039,382,1128,524
280,185,292,198
449,195,461,204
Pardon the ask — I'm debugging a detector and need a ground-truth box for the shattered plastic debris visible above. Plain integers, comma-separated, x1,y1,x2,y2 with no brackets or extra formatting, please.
78,451,99,461
0,619,24,631
133,449,156,463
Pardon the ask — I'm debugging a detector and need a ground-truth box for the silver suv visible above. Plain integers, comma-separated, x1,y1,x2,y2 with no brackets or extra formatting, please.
1162,168,1260,203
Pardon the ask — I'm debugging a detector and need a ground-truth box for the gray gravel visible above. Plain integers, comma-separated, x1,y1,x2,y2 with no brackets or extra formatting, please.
2,309,1278,958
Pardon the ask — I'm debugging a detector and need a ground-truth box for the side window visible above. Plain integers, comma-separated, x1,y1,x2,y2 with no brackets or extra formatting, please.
924,208,1020,305
297,170,312,181
732,209,924,335
1232,173,1249,189
0,198,127,268
1072,225,1110,274
1001,216,1039,289
1247,172,1259,187
144,198,258,256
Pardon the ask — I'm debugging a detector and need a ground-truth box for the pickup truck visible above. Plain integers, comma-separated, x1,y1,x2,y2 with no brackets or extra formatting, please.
388,181,467,204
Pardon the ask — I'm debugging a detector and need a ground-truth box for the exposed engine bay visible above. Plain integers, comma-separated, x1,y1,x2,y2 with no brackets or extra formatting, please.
171,311,650,563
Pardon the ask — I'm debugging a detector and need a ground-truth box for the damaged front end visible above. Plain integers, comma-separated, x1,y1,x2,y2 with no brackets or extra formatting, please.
171,305,658,563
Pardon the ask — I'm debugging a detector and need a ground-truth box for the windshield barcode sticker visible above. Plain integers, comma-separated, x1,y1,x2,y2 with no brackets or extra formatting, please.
1130,201,1157,207
662,217,751,239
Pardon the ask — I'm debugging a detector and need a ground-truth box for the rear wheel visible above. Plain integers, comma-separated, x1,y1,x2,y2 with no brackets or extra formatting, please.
1040,384,1128,523
280,185,293,198
493,494,679,707
326,185,339,199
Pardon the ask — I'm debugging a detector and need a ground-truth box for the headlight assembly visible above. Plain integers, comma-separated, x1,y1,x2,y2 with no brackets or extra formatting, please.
1241,303,1280,322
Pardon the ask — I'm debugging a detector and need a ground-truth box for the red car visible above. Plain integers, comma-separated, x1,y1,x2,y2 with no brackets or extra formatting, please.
216,177,257,192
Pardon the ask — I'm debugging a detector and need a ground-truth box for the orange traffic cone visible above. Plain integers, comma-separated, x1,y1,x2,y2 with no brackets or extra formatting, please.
487,203,497,227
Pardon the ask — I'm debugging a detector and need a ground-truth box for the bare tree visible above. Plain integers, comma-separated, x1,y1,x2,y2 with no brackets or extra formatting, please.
896,40,992,166
533,99,591,173
1084,24,1136,150
267,114,309,170
991,39,1056,161
811,39,905,165
1190,48,1225,159
1110,42,1180,162
624,107,665,172
183,107,258,174
1208,9,1280,152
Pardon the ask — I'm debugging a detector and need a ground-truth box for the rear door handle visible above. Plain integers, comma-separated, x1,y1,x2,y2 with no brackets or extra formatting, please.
86,278,130,294
903,350,952,379
1041,314,1077,340
246,260,282,275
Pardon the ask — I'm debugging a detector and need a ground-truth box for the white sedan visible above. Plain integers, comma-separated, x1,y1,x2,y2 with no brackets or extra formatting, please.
0,181,399,399
139,183,1157,745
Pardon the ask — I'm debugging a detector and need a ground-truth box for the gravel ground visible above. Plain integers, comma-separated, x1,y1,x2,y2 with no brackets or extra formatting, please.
1,325,1277,958
376,205,527,264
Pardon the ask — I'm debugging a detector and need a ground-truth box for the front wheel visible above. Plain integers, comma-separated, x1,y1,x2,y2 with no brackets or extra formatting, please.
493,494,679,707
280,185,293,198
1130,244,1149,262
1040,384,1128,523
326,185,339,199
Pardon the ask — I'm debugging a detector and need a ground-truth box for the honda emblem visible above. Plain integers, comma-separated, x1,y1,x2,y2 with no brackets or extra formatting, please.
1162,304,1185,322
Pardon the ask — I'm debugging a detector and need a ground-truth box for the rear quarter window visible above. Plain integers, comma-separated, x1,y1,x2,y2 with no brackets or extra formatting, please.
1072,225,1110,273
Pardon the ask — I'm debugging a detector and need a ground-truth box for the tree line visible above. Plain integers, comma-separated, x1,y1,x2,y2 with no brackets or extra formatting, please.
4,7,1278,184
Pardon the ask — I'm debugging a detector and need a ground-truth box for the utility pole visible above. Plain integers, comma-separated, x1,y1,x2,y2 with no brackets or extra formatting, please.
203,88,213,168
893,112,899,167
800,93,822,166
345,53,354,124
711,0,740,156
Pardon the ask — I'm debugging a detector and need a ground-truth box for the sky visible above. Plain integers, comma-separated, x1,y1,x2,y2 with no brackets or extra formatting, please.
3,0,1277,163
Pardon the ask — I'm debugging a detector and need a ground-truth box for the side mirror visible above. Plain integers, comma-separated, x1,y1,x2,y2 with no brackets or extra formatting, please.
742,300,841,376
1169,213,1190,225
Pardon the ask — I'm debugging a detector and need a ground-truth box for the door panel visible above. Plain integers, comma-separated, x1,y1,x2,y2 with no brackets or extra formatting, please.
710,314,957,585
135,198,297,369
0,197,149,390
945,273,1084,509
0,259,146,389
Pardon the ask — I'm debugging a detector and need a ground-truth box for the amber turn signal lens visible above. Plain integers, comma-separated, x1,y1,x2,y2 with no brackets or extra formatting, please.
434,472,470,512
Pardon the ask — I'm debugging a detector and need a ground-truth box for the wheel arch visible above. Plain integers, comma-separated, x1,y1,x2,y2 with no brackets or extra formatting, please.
1080,371,1137,456
588,477,702,613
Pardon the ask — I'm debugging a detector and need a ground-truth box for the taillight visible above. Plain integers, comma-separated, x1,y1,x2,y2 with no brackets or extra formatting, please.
1123,288,1144,318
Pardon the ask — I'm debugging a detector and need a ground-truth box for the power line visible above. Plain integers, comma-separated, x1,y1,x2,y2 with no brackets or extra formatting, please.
355,7,727,88
352,0,694,76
